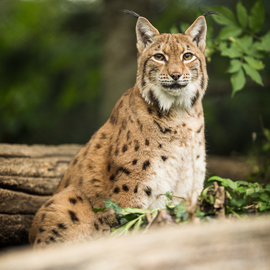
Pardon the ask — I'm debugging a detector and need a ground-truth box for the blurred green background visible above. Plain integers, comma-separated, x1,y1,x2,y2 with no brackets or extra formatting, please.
0,0,269,157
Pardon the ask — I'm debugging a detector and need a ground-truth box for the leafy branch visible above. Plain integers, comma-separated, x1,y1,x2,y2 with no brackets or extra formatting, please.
174,0,269,96
205,0,269,96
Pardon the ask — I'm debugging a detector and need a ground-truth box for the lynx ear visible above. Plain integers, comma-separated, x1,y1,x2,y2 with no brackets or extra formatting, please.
185,16,207,52
136,17,160,53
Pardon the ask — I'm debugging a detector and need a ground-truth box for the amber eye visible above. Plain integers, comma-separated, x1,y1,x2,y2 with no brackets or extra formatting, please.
154,54,165,61
183,53,193,61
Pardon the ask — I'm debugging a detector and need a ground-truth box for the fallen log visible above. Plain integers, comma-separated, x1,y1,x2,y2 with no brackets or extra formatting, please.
0,144,81,248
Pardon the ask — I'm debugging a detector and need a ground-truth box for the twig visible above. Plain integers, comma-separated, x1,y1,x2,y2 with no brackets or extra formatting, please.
244,204,256,210
143,209,159,233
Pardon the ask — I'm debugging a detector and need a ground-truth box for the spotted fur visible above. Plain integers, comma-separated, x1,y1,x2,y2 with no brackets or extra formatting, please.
29,13,208,248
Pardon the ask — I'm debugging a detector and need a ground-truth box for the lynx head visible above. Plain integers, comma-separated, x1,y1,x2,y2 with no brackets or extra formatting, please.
135,15,208,111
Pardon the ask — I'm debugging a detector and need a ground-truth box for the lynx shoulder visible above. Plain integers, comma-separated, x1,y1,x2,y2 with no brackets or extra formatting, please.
29,12,208,248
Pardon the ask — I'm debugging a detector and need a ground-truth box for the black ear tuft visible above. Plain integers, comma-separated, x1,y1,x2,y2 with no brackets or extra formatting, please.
123,9,141,18
203,11,219,17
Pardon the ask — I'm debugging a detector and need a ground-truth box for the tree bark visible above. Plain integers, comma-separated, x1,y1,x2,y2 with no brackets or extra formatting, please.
0,144,81,248
100,0,151,124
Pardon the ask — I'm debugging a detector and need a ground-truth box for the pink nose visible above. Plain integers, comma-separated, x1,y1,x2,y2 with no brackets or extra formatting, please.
170,72,181,80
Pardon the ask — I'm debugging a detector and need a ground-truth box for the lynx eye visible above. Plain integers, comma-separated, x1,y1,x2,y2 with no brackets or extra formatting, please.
183,53,193,61
154,54,165,61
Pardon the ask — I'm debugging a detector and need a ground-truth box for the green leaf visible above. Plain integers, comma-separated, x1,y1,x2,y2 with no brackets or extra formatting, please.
196,209,205,218
221,47,242,59
110,226,125,237
260,193,270,202
230,198,246,207
242,63,263,86
218,25,242,40
236,186,247,193
175,202,188,220
225,179,238,190
110,219,138,236
259,202,270,212
254,187,265,193
119,208,151,215
246,187,264,196
208,176,238,190
165,191,173,200
227,59,242,73
93,207,106,213
250,192,260,198
124,219,138,231
249,0,265,33
244,56,264,70
133,216,144,232
246,42,265,58
218,41,228,51
234,36,253,54
237,181,250,186
200,185,213,202
237,2,248,28
208,176,223,182
207,6,238,26
103,200,122,213
265,184,270,192
251,182,261,188
120,217,128,225
230,68,246,95
258,31,270,51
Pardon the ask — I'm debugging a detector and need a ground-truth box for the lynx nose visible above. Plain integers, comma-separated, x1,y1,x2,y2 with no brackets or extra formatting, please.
170,72,181,81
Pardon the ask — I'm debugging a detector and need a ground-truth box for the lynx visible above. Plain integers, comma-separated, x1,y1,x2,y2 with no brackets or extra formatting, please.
29,11,208,248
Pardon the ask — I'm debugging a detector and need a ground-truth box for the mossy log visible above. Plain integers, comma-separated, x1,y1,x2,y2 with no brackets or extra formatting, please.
0,143,253,248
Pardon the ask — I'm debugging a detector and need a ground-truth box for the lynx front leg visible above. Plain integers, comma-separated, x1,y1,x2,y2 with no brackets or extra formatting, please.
29,187,110,248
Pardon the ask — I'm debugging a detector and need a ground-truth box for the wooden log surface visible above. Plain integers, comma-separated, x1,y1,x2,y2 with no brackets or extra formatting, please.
0,143,254,248
0,144,81,248
0,217,269,270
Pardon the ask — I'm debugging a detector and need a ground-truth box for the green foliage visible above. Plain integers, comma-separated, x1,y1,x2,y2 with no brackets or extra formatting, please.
101,201,159,236
206,0,269,96
103,200,122,214
206,176,270,214
169,202,188,221
170,0,269,96
0,0,102,142
100,177,270,236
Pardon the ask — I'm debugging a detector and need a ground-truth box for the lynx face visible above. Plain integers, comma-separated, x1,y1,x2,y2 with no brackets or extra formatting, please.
136,16,208,111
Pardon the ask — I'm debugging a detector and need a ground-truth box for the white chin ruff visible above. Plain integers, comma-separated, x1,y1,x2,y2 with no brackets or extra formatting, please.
142,82,198,111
